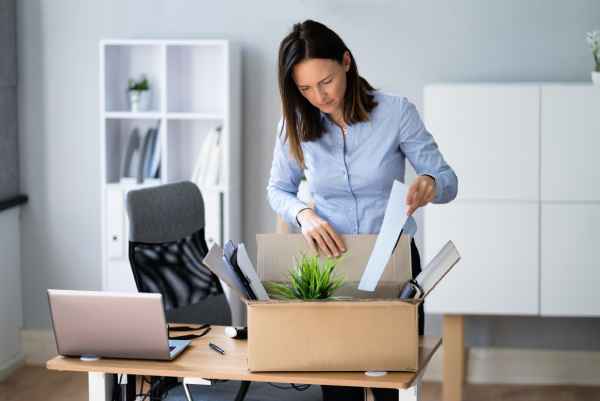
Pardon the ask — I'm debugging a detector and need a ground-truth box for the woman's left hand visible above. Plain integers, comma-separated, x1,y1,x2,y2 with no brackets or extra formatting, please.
406,175,436,216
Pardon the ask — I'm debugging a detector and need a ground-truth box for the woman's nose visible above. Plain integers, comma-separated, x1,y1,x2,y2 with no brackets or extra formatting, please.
315,87,327,104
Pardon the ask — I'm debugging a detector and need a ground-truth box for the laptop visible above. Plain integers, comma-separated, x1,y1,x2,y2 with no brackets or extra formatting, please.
47,289,190,361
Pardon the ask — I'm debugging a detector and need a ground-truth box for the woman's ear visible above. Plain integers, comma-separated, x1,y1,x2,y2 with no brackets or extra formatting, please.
343,51,351,72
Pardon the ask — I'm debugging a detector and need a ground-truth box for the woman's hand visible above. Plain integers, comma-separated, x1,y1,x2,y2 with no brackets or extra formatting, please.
406,175,436,216
296,209,346,257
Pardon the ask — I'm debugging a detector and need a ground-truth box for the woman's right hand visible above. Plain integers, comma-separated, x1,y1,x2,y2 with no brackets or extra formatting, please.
296,209,346,257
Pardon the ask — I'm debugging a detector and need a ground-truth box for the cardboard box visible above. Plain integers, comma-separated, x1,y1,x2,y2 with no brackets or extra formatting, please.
256,234,412,298
247,233,420,372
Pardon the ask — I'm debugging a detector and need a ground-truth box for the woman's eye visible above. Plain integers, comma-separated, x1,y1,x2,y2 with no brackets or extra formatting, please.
323,79,332,85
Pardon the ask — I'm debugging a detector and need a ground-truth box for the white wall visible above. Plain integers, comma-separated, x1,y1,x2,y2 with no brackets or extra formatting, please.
0,208,24,379
16,0,600,348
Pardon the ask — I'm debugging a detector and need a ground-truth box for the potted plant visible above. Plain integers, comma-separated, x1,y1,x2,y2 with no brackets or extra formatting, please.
586,30,600,84
265,254,345,300
127,75,151,111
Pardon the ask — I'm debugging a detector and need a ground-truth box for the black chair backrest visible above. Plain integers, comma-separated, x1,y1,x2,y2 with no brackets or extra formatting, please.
126,181,231,325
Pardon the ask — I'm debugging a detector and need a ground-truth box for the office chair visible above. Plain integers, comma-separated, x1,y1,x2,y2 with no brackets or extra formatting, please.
126,181,251,401
126,181,231,323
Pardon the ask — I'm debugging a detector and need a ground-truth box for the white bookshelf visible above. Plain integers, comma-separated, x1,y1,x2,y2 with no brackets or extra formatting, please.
99,39,241,293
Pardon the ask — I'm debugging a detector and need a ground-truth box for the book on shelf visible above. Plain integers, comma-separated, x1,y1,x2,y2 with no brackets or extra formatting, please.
191,125,222,190
140,120,161,181
120,120,161,184
121,127,141,180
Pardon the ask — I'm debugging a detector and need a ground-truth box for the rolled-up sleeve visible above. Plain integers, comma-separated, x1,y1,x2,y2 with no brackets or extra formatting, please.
266,119,309,227
397,98,458,204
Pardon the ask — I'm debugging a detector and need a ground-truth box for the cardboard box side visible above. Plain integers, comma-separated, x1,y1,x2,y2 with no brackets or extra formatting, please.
247,301,418,372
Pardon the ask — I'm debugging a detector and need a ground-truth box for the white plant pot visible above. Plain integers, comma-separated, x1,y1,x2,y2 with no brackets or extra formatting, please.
592,71,600,85
128,90,151,112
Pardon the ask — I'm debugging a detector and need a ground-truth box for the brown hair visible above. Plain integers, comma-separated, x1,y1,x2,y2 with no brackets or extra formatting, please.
278,20,377,167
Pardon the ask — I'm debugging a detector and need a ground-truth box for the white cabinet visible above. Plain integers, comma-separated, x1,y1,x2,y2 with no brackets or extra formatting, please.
424,83,600,318
541,86,600,202
424,202,539,315
541,204,600,317
100,40,241,292
424,85,540,201
538,85,600,317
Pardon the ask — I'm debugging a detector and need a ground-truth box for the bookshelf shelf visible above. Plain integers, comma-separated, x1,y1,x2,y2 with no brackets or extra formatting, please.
104,112,225,120
105,112,163,120
166,112,224,121
100,39,241,294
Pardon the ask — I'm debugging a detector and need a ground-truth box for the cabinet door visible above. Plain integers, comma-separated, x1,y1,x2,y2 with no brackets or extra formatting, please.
541,86,600,201
106,186,125,259
541,204,600,317
203,190,223,248
424,85,540,201
424,202,539,315
105,260,138,293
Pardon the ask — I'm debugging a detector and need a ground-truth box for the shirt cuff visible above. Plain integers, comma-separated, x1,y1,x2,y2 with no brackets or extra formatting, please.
420,172,444,204
286,200,310,229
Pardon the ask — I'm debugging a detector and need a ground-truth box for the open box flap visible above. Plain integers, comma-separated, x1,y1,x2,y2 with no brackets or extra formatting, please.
418,240,461,299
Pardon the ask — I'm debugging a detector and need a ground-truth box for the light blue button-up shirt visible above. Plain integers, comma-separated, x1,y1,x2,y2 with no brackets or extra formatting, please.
267,91,458,236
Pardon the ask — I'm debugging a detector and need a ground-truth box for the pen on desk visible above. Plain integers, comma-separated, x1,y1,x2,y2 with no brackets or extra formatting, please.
209,342,225,355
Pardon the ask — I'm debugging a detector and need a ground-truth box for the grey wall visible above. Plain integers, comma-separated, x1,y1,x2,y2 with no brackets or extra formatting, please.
0,0,18,200
17,0,600,349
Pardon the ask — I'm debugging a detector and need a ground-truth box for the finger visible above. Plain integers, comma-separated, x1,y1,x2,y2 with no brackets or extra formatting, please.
408,190,428,216
313,231,333,257
414,182,427,206
325,224,346,254
406,183,418,205
303,232,318,255
425,185,436,203
420,179,435,203
426,179,437,201
411,186,421,206
320,227,342,257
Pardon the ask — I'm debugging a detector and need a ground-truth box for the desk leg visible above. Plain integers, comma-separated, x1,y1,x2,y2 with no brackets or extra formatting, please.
88,372,113,401
443,315,465,401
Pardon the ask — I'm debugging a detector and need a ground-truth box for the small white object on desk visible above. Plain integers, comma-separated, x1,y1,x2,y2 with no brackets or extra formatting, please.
365,371,387,377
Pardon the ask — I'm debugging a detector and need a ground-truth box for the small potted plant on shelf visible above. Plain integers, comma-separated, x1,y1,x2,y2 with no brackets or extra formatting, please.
127,75,151,111
265,254,346,300
586,30,600,84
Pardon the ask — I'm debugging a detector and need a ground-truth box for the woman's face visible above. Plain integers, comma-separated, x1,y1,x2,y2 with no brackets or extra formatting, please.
292,52,351,116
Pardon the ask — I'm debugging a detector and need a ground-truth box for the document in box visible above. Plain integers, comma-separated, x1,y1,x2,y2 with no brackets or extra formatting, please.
236,243,270,301
204,243,270,301
358,180,410,292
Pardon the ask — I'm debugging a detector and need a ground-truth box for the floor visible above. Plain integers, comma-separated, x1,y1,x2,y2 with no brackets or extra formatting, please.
1,366,600,401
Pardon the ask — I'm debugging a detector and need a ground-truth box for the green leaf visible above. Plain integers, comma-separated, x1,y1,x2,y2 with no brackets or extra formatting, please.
264,253,346,300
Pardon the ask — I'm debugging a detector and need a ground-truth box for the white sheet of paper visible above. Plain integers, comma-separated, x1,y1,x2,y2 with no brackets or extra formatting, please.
236,243,270,301
358,180,410,292
416,240,461,297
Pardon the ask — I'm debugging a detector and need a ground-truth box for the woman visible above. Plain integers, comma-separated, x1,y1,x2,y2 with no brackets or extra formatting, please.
267,20,457,401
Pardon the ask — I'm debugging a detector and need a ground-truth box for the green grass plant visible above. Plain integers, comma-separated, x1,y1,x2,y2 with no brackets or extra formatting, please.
266,254,345,300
